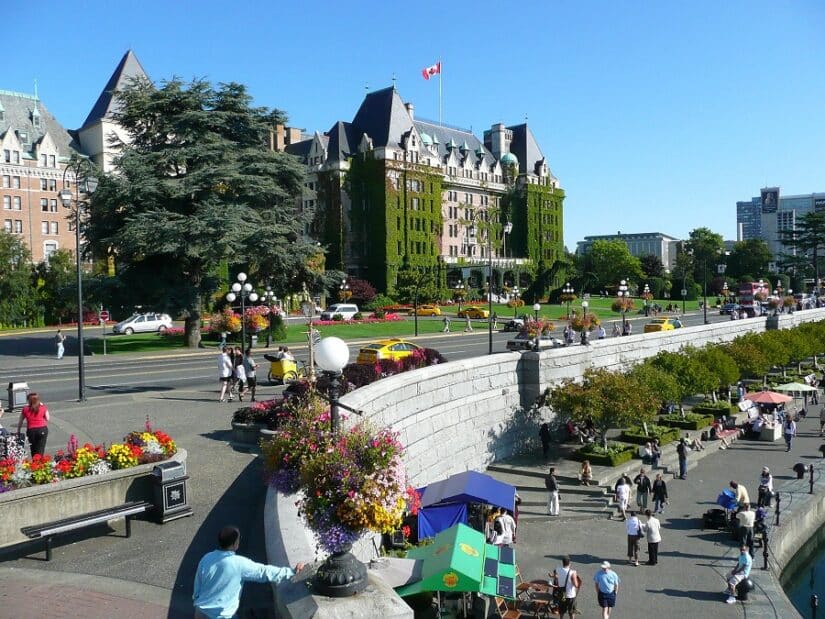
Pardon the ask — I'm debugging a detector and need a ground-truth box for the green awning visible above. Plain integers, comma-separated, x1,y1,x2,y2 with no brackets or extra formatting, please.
394,523,517,599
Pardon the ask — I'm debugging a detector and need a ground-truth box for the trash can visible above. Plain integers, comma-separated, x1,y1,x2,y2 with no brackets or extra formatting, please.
7,382,30,412
151,461,193,523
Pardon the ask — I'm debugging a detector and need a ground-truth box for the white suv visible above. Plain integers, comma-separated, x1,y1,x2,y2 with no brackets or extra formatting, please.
319,304,360,321
112,312,173,335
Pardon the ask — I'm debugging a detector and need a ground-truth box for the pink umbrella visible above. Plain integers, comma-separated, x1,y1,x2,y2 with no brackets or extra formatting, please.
743,391,794,404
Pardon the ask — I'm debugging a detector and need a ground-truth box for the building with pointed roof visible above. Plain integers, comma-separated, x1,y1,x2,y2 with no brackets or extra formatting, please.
280,86,565,294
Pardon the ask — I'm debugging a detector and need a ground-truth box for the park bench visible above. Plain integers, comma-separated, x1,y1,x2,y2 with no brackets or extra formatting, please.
20,500,152,561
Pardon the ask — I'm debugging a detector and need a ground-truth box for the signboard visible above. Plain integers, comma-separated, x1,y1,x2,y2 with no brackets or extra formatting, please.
99,310,110,322
761,187,779,213
681,289,687,297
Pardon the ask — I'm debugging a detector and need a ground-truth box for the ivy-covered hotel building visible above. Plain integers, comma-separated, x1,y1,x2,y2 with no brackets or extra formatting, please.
279,86,564,294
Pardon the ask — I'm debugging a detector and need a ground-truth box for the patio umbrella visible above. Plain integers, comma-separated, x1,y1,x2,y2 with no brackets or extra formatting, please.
743,391,794,404
773,382,817,393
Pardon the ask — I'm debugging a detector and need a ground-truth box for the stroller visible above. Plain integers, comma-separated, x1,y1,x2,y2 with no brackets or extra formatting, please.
703,488,737,530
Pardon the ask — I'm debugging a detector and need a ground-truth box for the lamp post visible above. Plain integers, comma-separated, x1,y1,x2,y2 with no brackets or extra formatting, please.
261,286,277,347
502,221,513,259
722,281,729,301
59,157,98,402
226,273,258,348
563,282,574,319
312,336,367,597
533,302,541,322
512,286,520,319
617,279,629,334
454,282,465,315
339,279,351,302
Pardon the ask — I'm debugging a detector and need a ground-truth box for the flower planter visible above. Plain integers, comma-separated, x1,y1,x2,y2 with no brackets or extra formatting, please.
658,414,715,431
571,443,636,467
231,421,267,445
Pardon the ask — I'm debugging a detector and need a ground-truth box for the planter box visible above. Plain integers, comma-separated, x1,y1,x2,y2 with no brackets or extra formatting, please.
620,427,680,446
571,444,636,467
0,449,186,549
659,414,715,431
691,404,736,417
232,421,267,445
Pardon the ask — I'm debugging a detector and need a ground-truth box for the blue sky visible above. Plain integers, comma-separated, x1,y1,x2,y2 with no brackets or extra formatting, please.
5,1,824,249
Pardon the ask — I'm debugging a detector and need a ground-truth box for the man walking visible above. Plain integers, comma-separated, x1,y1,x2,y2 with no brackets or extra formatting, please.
736,503,755,557
442,315,451,333
218,347,234,403
553,555,582,619
545,467,560,516
784,417,797,451
55,329,66,360
193,526,304,618
819,406,825,437
724,545,753,604
614,476,630,521
642,509,662,565
652,473,668,514
676,438,688,479
593,561,620,618
633,468,652,509
625,511,642,566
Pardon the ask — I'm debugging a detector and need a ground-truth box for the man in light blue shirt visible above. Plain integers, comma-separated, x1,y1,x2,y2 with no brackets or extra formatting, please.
194,526,305,618
724,545,752,604
593,561,620,618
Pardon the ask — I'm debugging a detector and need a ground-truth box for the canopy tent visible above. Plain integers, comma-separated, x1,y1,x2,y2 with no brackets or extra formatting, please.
394,523,517,599
773,382,818,393
743,391,794,404
418,471,516,539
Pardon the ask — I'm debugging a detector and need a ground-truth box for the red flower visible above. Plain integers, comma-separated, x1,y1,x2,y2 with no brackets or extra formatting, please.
401,525,411,539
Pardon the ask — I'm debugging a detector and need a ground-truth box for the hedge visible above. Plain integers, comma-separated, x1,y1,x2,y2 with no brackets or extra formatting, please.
620,424,680,446
571,442,636,467
691,402,736,417
659,413,715,431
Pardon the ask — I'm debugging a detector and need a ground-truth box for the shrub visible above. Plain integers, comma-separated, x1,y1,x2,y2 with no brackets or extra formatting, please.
620,424,680,446
353,312,363,320
332,313,344,321
692,402,736,417
572,442,636,467
365,294,397,311
343,363,381,388
659,413,715,430
373,308,386,319
271,313,287,341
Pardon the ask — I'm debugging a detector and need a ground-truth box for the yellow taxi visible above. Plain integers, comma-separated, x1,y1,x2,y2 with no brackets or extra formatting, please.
457,306,490,319
643,317,683,333
408,304,442,316
356,339,423,364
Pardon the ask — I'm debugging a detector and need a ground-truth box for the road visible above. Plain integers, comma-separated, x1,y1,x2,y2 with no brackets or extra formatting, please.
0,308,733,407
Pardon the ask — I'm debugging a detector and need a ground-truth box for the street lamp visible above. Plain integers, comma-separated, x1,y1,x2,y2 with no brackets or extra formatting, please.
562,282,574,319
312,336,367,597
339,279,351,301
533,302,541,322
59,157,98,402
454,282,465,315
226,273,258,348
617,279,629,334
502,221,513,259
512,286,520,319
261,286,277,347
722,281,729,300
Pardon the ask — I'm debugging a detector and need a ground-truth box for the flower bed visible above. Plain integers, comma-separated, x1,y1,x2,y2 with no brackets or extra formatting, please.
571,441,636,467
691,402,737,417
0,420,176,492
620,424,680,446
310,313,404,326
658,413,715,431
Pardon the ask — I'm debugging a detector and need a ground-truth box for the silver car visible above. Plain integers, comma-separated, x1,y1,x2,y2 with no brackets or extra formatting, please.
505,332,562,351
112,312,173,335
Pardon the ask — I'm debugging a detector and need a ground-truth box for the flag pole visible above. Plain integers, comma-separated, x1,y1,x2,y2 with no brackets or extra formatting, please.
439,60,443,126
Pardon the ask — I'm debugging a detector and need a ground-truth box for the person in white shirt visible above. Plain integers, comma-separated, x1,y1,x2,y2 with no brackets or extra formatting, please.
497,509,516,545
552,555,581,619
641,510,662,565
615,478,630,521
625,512,642,566
218,348,234,403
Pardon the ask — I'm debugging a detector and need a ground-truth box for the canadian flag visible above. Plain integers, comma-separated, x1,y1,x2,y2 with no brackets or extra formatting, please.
422,62,441,80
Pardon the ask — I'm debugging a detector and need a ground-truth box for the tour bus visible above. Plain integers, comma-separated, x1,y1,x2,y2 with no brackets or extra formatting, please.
738,281,769,317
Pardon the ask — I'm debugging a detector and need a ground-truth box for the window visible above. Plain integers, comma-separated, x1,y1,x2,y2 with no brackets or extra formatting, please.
3,219,11,232
2,176,8,188
40,179,48,191
41,221,49,234
49,179,56,191
51,221,58,235
40,154,47,166
44,242,58,261
13,197,21,210
50,199,57,212
12,151,19,164
14,220,22,233
2,196,9,209
12,176,20,188
41,199,49,212
3,150,9,163
411,197,419,210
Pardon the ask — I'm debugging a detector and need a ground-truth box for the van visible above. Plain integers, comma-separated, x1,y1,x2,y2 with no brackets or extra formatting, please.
319,304,360,321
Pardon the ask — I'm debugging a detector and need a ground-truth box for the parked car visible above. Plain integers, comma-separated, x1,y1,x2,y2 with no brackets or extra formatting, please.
720,303,741,315
502,318,525,332
356,338,423,364
408,304,442,316
457,306,490,319
319,303,360,321
112,312,173,335
506,332,562,351
643,317,683,333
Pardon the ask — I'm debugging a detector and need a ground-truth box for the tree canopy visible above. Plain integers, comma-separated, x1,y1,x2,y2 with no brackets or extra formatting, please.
0,231,37,327
778,212,825,287
580,240,644,291
86,77,308,346
726,239,772,281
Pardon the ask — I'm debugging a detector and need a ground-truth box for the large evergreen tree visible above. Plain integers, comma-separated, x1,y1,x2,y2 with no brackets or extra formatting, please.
778,212,825,289
86,78,307,347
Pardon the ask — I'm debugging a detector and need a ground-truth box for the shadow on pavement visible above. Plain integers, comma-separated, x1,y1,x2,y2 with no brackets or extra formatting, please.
646,587,720,602
87,385,174,395
168,458,274,619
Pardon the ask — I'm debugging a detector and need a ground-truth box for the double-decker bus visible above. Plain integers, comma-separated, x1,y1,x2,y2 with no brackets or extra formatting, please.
738,281,769,317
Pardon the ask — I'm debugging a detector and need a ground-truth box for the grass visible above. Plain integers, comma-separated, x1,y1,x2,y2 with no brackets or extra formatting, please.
86,332,190,354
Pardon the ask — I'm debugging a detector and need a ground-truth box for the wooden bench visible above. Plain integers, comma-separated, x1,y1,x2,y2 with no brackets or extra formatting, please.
21,500,152,561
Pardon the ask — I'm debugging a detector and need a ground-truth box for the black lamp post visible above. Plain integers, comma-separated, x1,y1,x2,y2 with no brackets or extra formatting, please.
226,273,258,348
339,278,351,302
617,279,629,334
563,282,574,319
512,286,520,319
58,157,98,403
454,282,465,315
261,286,277,347
533,302,541,322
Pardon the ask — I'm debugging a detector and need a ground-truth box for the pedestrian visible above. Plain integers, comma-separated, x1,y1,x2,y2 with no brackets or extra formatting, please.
232,347,247,401
819,407,825,437
633,468,652,509
651,473,668,514
622,321,632,336
757,466,773,507
55,329,66,360
484,508,499,543
16,392,50,457
580,329,589,346
676,438,688,479
614,476,630,521
639,442,653,465
642,509,662,565
730,480,750,507
491,311,498,330
545,466,560,516
539,422,551,459
193,525,304,619
498,509,516,545
612,323,621,337
442,315,451,333
243,348,258,402
651,438,662,469
783,417,797,451
464,314,473,332
625,511,642,566
218,347,234,403
597,324,606,339
736,503,755,557
723,545,753,604
593,560,620,619
563,324,573,346
580,460,592,486
552,555,582,619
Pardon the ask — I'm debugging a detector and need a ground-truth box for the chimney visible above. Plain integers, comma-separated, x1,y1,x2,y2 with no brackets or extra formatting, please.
405,102,414,120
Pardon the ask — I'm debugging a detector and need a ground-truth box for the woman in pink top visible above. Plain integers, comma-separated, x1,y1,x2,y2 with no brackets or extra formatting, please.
16,392,50,457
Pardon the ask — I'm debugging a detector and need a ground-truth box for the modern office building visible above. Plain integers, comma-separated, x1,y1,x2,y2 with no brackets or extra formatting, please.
576,232,680,271
278,86,565,293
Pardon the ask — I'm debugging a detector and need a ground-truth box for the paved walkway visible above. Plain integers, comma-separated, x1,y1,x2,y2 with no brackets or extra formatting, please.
491,407,825,618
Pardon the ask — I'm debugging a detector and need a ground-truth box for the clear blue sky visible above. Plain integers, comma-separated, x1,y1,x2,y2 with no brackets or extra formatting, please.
5,1,824,249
